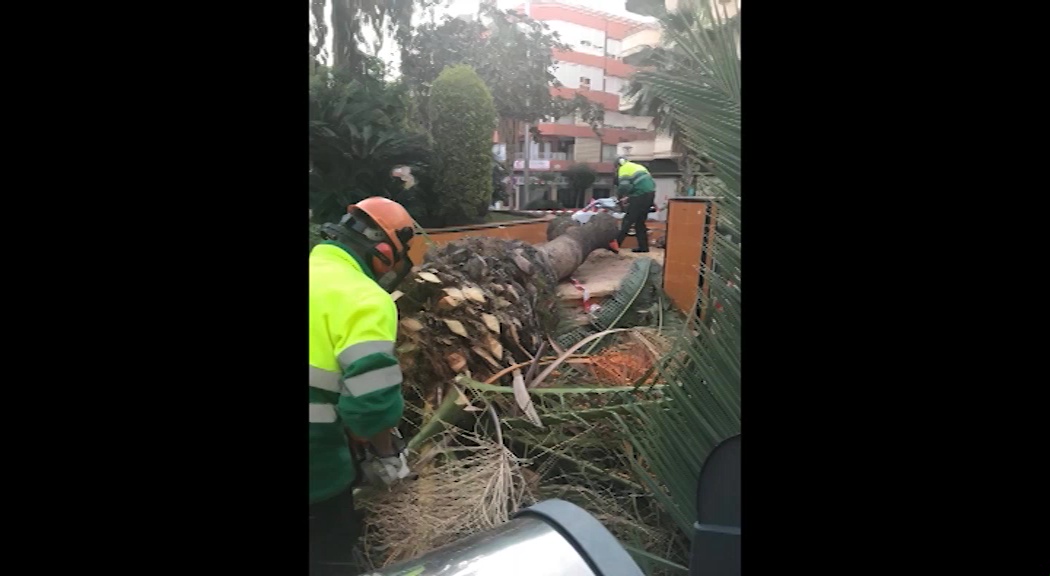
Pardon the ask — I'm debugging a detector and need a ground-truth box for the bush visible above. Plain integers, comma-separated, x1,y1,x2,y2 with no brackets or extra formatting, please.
429,65,497,225
564,163,597,208
309,63,433,224
525,198,562,210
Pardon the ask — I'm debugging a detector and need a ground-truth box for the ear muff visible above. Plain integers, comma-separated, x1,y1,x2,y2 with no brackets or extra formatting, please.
371,242,395,274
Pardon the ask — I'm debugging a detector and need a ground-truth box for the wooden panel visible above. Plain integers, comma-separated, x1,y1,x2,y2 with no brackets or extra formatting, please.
662,198,714,314
407,215,667,267
407,219,551,264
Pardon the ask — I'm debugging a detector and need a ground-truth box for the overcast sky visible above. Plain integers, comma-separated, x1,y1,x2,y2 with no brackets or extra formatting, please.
314,0,488,76
314,0,647,77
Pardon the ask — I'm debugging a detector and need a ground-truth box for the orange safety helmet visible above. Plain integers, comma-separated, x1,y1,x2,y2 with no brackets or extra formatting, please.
342,197,416,291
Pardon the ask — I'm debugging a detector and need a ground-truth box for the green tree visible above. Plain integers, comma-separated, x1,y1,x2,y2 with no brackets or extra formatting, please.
310,0,426,76
429,65,498,224
309,61,433,224
564,163,597,208
401,6,605,192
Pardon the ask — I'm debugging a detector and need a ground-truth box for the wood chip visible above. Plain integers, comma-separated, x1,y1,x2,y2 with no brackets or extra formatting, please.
482,313,500,333
446,352,467,372
472,346,500,368
400,318,424,332
486,335,504,359
417,271,442,284
390,290,404,302
462,286,486,303
496,297,512,308
505,285,519,301
513,254,532,274
437,296,459,310
442,319,469,338
442,287,465,303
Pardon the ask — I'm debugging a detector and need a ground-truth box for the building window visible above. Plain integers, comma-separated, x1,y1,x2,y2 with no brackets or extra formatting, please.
602,144,619,162
579,77,591,89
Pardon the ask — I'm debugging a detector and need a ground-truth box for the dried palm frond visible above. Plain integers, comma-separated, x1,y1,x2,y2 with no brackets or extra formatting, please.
358,429,535,570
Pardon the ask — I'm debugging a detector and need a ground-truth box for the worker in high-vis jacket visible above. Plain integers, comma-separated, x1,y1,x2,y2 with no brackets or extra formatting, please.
309,197,417,576
615,157,656,253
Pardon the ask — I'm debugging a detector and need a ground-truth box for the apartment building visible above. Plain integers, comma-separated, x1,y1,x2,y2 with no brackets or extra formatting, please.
498,0,660,207
494,0,735,209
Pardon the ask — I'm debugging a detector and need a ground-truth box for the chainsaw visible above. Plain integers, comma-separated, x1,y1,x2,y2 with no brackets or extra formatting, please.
350,428,413,487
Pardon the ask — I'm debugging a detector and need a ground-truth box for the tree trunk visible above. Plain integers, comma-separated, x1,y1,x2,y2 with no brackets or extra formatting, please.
498,117,522,207
539,212,619,280
394,212,622,396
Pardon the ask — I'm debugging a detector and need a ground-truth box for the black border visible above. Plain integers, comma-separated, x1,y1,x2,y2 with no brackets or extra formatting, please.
8,2,1045,574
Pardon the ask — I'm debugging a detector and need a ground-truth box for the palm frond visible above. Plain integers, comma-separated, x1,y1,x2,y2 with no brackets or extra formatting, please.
614,0,742,539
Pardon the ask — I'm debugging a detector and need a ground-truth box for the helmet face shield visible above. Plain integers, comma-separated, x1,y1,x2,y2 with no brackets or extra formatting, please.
377,253,414,293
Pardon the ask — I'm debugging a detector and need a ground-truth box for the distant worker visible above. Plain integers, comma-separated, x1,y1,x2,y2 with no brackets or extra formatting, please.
309,197,417,576
615,157,656,253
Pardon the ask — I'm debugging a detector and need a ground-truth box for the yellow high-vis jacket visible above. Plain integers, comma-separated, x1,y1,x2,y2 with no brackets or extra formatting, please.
308,241,404,504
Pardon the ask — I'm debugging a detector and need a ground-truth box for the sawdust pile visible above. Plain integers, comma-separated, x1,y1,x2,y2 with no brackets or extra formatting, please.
358,431,535,569
394,237,560,398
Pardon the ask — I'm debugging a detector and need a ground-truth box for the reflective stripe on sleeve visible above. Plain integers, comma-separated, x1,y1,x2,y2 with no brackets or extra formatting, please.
343,364,403,397
309,403,338,423
309,366,342,393
336,340,397,371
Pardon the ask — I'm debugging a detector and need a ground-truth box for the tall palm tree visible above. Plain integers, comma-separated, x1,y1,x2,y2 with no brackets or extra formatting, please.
310,0,418,74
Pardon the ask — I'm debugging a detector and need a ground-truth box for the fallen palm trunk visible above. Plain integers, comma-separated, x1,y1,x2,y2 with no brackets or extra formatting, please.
395,213,621,396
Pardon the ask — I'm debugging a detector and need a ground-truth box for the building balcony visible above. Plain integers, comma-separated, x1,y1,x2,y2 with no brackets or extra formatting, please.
552,49,636,79
618,133,678,161
513,152,569,161
519,1,656,41
551,86,619,111
536,122,656,146
620,27,662,61
511,155,617,175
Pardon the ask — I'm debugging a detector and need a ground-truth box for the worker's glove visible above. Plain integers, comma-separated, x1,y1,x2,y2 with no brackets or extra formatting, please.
360,427,413,486
361,451,412,486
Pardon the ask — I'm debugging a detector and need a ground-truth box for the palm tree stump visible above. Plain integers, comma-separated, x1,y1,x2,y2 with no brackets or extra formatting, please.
395,212,621,394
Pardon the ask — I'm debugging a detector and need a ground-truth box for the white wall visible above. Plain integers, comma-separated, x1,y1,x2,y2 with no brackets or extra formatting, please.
604,75,626,95
553,62,605,90
603,110,653,130
605,38,622,58
545,20,607,56
652,176,678,222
